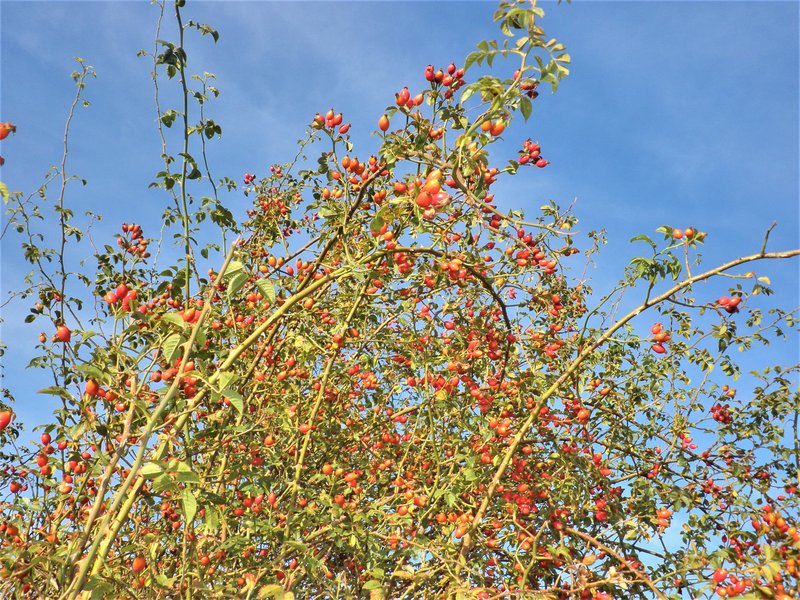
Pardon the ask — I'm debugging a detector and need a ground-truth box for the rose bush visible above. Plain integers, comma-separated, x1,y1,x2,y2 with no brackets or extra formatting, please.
0,1,797,599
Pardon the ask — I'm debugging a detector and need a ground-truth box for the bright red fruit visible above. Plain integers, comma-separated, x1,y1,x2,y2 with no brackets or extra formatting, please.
0,410,13,431
56,325,71,343
0,122,16,141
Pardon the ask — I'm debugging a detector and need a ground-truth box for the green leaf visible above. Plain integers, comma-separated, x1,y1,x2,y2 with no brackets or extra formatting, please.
162,333,183,364
520,96,532,121
0,181,10,203
202,504,220,532
258,584,286,598
75,364,107,382
464,51,482,71
176,470,200,484
226,271,248,298
154,572,174,587
160,312,187,329
182,488,198,524
223,260,245,279
362,580,382,590
38,386,74,401
223,389,244,414
217,371,238,393
630,234,656,249
256,278,276,303
141,462,163,478
370,212,385,235
160,110,179,128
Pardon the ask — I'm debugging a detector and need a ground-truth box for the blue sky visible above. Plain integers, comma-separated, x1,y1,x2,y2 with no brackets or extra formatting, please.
1,1,798,434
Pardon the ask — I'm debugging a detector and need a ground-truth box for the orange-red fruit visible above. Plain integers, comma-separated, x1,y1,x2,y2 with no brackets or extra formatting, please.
56,325,71,343
651,343,666,354
0,411,12,431
132,556,146,573
0,123,16,141
378,115,390,132
490,120,506,136
672,228,683,240
85,379,100,398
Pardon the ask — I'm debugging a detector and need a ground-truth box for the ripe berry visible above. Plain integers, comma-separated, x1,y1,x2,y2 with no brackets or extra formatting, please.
132,556,146,573
0,411,13,431
0,123,16,141
711,568,728,584
56,325,71,343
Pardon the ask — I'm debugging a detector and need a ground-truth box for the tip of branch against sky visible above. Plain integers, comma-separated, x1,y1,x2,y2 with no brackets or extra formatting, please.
0,1,797,430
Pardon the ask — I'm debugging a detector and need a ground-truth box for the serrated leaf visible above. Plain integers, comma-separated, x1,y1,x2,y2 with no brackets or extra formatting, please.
162,333,183,363
362,580,382,590
141,462,163,478
182,489,197,524
630,234,656,248
217,371,238,392
256,278,276,303
370,213,385,235
160,313,188,329
520,96,532,121
38,386,74,401
75,364,108,382
154,572,174,587
258,585,286,599
223,260,245,278
226,271,248,298
153,472,177,493
202,505,220,531
223,389,244,414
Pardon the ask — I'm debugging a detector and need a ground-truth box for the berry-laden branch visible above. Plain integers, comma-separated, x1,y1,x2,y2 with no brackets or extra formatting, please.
456,247,800,571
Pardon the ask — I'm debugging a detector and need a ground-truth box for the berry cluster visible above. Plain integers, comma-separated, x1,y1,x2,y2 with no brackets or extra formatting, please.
518,139,549,168
424,63,466,100
312,109,350,135
650,322,671,354
717,296,741,314
118,223,150,258
711,402,732,424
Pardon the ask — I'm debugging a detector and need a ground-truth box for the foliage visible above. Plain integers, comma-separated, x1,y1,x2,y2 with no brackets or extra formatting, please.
0,1,798,599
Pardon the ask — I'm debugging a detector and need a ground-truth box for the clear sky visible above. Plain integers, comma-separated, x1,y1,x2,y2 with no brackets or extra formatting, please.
1,1,798,433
